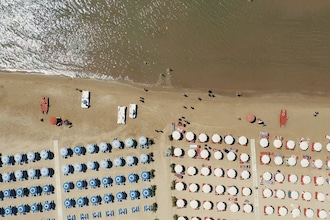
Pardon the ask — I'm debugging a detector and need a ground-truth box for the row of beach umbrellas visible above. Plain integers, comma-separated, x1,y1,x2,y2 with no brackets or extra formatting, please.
260,154,328,168
1,167,53,182
262,171,327,186
262,188,327,202
0,185,54,199
260,139,330,152
0,201,55,216
263,206,327,219
1,150,52,165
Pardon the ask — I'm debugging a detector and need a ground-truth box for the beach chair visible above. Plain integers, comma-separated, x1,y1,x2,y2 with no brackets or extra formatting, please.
280,110,287,127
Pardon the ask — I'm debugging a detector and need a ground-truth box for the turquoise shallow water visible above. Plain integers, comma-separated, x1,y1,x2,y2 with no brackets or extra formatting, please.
1,0,330,94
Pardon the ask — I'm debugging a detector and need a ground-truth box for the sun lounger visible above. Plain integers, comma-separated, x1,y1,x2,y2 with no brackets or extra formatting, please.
129,104,137,119
117,106,127,124
280,110,287,127
81,90,90,108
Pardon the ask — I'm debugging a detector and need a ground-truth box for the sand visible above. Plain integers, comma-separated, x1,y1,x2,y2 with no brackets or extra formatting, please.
0,72,330,220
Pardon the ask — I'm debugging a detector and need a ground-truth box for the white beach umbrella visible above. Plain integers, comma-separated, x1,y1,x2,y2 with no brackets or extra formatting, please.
1,155,10,165
278,206,288,216
87,161,97,170
318,210,328,219
224,135,234,145
243,204,253,213
202,184,212,193
228,186,238,196
214,168,224,177
41,167,50,177
2,172,10,182
139,136,147,145
262,171,272,181
305,208,314,218
316,192,325,202
100,159,111,168
240,153,249,162
87,144,97,154
40,150,49,160
178,217,187,220
276,189,285,199
313,142,322,152
238,136,248,145
172,131,182,140
215,185,225,195
300,158,309,168
214,151,223,160
314,159,323,168
241,170,250,179
275,173,284,183
99,142,110,152
198,133,208,142
174,148,183,157
290,190,299,200
259,138,269,147
303,191,312,201
15,170,23,180
292,208,301,218
189,183,198,192
217,202,226,211
112,140,121,149
176,199,186,208
227,151,236,161
140,154,149,164
189,200,199,209
203,201,212,210
175,182,185,191
288,157,297,166
299,141,309,151
187,166,197,176
14,153,22,163
227,169,237,179
191,217,200,220
201,167,211,176
263,188,273,198
230,203,239,212
273,139,282,149
242,187,252,196
185,132,195,141
60,148,69,158
316,176,325,185
74,163,84,172
327,143,330,152
27,152,35,162
28,169,36,179
274,156,283,165
265,206,274,215
212,134,221,143
288,174,298,183
175,164,184,173
200,149,210,159
261,155,270,164
286,140,295,150
187,149,196,158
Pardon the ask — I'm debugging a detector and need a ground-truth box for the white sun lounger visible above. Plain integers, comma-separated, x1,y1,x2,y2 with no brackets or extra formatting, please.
129,104,137,119
117,106,127,124
81,90,90,108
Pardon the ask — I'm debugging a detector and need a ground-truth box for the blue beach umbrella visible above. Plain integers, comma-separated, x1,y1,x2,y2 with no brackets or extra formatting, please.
43,201,50,211
115,176,123,185
116,192,123,201
3,189,11,198
102,177,112,187
141,171,150,181
30,203,41,213
17,204,27,215
16,188,24,197
64,198,75,208
43,184,53,194
129,190,139,200
5,206,13,215
128,173,138,183
89,178,100,188
76,180,87,190
99,142,110,152
90,195,101,205
74,146,85,156
142,188,151,198
63,182,73,192
103,194,114,203
77,197,87,207
112,140,122,149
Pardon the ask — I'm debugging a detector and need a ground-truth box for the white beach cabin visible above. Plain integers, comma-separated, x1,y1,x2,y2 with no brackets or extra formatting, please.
81,90,90,108
117,106,127,124
129,104,137,119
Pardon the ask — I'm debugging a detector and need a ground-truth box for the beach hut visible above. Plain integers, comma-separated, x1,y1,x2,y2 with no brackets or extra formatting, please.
228,186,238,196
89,178,100,188
211,134,221,143
260,138,269,147
214,151,223,160
77,197,88,207
198,133,208,142
299,141,309,151
116,191,127,202
286,140,295,150
175,182,185,191
214,168,224,177
187,148,196,158
224,135,234,145
305,208,314,218
176,199,186,208
241,170,251,179
63,181,74,192
227,169,237,179
318,209,328,219
73,146,85,156
185,132,195,142
240,153,249,163
203,201,213,210
141,171,150,182
289,190,299,200
262,171,272,181
189,183,199,193
99,142,111,152
126,156,137,166
114,157,124,167
90,195,102,206
292,208,301,218
274,156,283,165
139,136,148,148
128,173,138,183
142,188,151,198
87,161,99,171
189,200,200,209
64,198,75,209
230,203,240,213
27,152,36,162
243,204,253,213
238,136,248,145
215,185,226,195
242,187,252,196
172,131,182,140
217,202,227,211
174,147,183,157
140,154,149,164
115,175,125,185
76,180,87,190
40,150,50,160
200,149,210,159
265,206,274,215
187,166,197,176
300,158,309,168
273,139,282,149
103,194,114,203
312,142,322,152
30,203,42,213
41,167,51,177
87,144,98,154
202,184,212,193
227,151,236,161
288,174,298,183
201,167,211,176
102,177,112,187
43,184,53,195
129,190,140,200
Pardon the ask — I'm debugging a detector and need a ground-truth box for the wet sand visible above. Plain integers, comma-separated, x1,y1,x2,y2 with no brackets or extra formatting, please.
0,72,329,219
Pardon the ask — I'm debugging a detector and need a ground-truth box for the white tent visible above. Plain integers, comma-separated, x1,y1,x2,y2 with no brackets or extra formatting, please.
288,174,298,183
227,169,237,179
198,133,208,142
262,188,272,198
81,90,90,108
274,156,283,165
172,131,182,140
214,151,223,160
201,167,211,176
214,168,224,177
211,134,221,143
286,140,295,150
187,166,197,176
217,202,226,211
117,106,127,124
174,147,183,157
227,152,236,161
185,132,195,141
187,149,196,158
129,103,137,119
299,141,309,150
215,185,225,195
259,138,269,147
238,136,248,145
224,135,234,145
273,139,282,149
242,187,252,196
240,153,249,162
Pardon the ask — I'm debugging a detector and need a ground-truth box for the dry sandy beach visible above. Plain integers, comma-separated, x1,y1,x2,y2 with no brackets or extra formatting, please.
0,72,330,220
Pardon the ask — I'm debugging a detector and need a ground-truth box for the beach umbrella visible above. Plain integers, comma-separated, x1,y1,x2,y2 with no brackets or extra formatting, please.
227,151,236,161
243,204,253,213
316,176,325,186
174,148,183,157
200,149,210,159
275,173,284,183
73,146,84,156
175,164,184,173
203,201,213,210
188,149,196,158
227,169,237,179
40,150,49,160
214,168,224,177
303,191,312,201
185,132,195,141
41,167,50,177
29,186,39,196
238,136,248,145
17,204,28,215
139,136,148,147
114,157,123,167
172,131,182,140
190,200,199,209
230,203,239,212
50,117,57,125
316,192,325,202
142,188,151,198
224,135,234,145
198,133,208,142
140,154,149,164
77,197,88,207
99,142,110,152
187,166,197,176
141,171,150,181
62,165,70,175
115,175,124,185
201,167,211,176
191,217,201,220
327,143,330,152
64,198,74,208
290,190,299,200
286,140,295,150
262,188,272,198
278,206,288,216
15,170,23,180
265,206,274,215
176,199,186,208
124,138,134,148
1,155,10,165
103,194,114,203
126,156,136,166
3,189,11,198
5,206,14,216
112,140,122,149
273,139,282,149
263,172,272,181
43,184,53,194
215,185,225,195
90,195,101,205
228,186,238,196
276,189,285,199
214,151,223,160
318,210,328,219
76,180,87,190
178,217,187,220
14,153,23,164
305,208,314,218
63,182,73,192
89,178,100,188
288,157,297,166
259,138,269,147
202,184,212,193
100,159,112,169
102,177,112,187
16,188,25,197
241,170,250,179
313,142,322,151
189,183,199,192
292,208,301,218
300,158,309,168
87,144,97,154
328,160,330,169
261,155,270,164
217,202,226,211
314,159,323,168
27,152,35,162
60,148,69,158
240,153,249,162
288,174,298,183
242,187,252,196
299,141,309,150
212,134,221,143
74,163,84,172
129,190,139,200
302,175,311,185
274,156,283,165
246,113,256,123
175,182,185,191
30,203,41,213
88,161,98,171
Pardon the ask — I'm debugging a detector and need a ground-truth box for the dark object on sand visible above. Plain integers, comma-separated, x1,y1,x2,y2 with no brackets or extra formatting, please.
63,120,72,126
198,97,202,101
76,88,83,92
144,88,148,92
